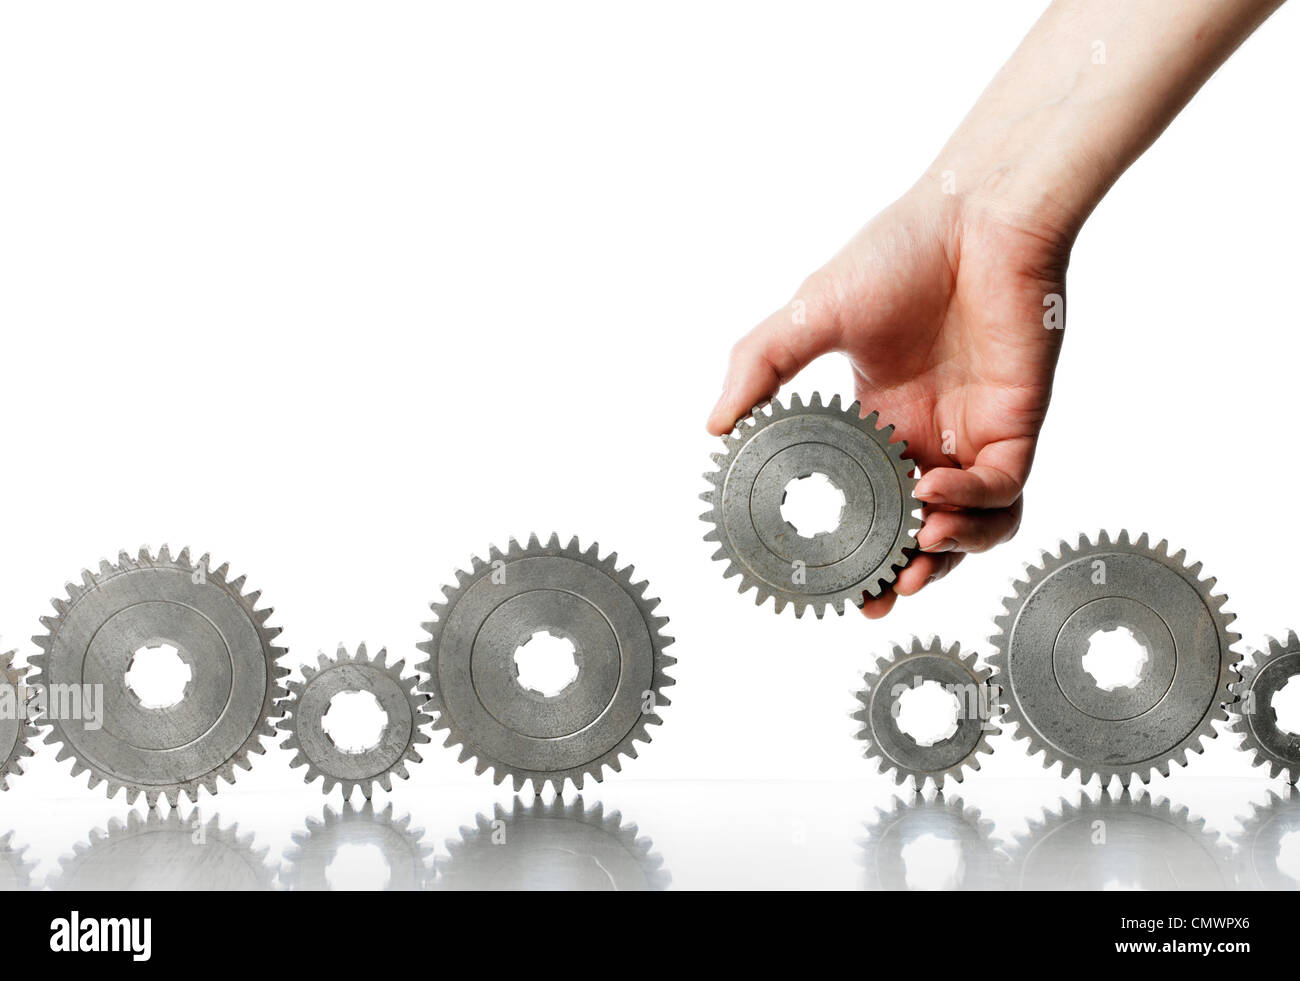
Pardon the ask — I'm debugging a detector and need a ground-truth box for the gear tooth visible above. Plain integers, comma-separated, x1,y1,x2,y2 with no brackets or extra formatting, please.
828,393,842,411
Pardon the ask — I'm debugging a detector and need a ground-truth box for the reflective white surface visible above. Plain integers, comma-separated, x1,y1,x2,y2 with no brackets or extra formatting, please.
0,777,1294,890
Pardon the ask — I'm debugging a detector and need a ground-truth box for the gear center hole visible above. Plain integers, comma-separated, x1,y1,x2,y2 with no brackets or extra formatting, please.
322,690,389,754
900,832,965,889
895,680,961,747
1276,827,1300,885
514,630,579,698
780,472,845,538
1082,626,1149,691
325,842,392,890
1271,674,1300,736
125,643,191,709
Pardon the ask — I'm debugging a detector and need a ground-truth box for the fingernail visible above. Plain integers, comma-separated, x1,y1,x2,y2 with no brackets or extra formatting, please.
921,538,957,553
917,487,945,504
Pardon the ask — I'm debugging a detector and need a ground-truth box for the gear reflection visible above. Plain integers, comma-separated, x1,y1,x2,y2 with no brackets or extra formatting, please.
282,801,433,890
859,794,1010,890
48,809,275,890
1233,788,1300,890
1009,791,1233,890
435,797,670,890
0,831,35,890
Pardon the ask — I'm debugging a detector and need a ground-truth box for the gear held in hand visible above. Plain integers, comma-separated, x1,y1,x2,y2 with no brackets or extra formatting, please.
701,392,920,617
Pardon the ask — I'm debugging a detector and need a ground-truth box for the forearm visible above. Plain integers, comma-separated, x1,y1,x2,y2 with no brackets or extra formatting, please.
928,0,1285,240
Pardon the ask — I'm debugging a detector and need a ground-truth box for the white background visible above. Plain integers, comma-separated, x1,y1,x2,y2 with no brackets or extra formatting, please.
0,1,1296,887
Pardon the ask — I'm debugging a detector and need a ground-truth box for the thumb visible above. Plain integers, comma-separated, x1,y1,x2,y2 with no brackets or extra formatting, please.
706,286,843,435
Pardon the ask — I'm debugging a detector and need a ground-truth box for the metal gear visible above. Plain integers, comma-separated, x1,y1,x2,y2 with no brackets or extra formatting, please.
700,392,920,617
282,801,434,890
436,797,670,891
279,643,430,799
0,651,36,791
418,534,675,793
1008,792,1234,890
853,638,998,790
47,809,276,890
1228,632,1300,784
859,794,1009,890
989,531,1238,787
29,546,288,806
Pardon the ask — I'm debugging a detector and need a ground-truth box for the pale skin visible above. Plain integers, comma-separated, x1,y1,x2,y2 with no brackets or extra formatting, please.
707,0,1286,617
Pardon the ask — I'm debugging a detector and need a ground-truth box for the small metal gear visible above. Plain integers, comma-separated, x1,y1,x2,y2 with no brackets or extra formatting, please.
700,392,920,617
859,794,1009,890
279,643,430,799
1008,792,1234,890
1229,632,1300,784
47,809,276,890
990,531,1239,787
282,801,434,891
1231,788,1300,890
0,651,36,791
418,534,675,793
436,797,670,891
29,546,288,806
853,638,999,790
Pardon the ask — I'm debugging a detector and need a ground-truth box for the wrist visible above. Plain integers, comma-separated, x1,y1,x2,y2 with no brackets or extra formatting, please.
921,119,1099,252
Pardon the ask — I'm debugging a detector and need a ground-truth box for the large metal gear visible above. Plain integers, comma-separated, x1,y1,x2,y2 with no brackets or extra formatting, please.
990,531,1238,787
436,797,670,891
701,392,920,616
0,651,35,791
29,546,288,806
418,534,675,793
279,643,430,799
1228,632,1300,784
853,638,998,790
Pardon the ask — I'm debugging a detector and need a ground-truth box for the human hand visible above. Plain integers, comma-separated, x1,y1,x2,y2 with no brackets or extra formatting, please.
706,0,1286,616
706,189,1070,617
